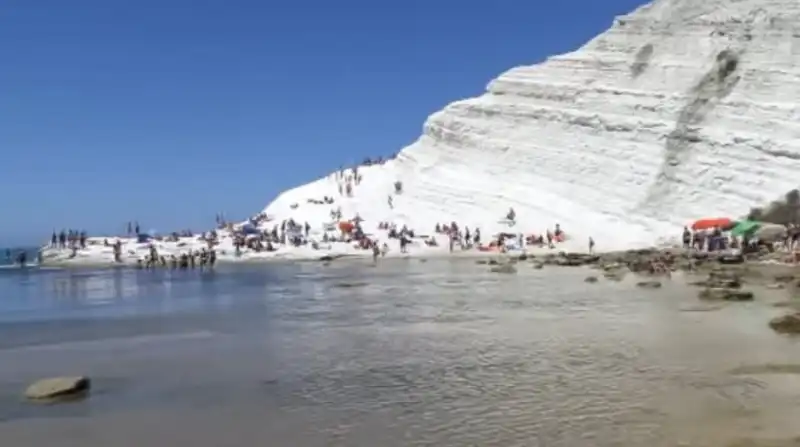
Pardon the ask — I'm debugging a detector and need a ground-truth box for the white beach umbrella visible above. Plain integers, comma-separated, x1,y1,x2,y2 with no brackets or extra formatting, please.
754,224,786,242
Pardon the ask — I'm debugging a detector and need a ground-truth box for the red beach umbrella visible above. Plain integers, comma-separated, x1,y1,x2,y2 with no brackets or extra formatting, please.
691,217,733,231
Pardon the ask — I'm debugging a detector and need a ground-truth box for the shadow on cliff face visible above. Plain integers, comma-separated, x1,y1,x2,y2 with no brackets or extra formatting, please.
747,189,800,225
630,44,654,77
639,49,742,212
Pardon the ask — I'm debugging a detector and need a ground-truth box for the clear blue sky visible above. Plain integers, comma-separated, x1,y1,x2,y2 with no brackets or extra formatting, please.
0,0,646,246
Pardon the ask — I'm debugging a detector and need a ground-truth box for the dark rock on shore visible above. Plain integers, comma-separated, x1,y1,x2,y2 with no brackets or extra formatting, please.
636,280,662,289
584,276,598,283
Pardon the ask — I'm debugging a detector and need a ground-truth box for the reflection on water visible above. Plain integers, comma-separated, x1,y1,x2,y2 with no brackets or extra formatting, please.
0,260,800,446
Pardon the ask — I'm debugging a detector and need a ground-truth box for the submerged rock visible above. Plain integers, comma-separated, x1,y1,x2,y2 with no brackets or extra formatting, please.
773,273,797,283
698,288,754,301
717,254,745,264
584,276,598,283
636,280,662,289
490,264,517,274
769,312,800,334
532,262,544,269
691,269,743,289
25,376,91,402
334,281,369,288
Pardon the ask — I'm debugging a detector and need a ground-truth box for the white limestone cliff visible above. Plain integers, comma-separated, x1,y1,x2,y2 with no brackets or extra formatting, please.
262,0,800,250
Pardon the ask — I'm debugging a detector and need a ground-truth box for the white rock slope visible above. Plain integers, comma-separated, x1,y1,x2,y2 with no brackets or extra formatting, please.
264,0,800,250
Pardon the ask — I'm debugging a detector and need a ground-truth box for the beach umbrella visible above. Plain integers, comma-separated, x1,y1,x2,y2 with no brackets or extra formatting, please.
691,217,733,231
338,221,354,233
754,223,786,242
730,220,760,237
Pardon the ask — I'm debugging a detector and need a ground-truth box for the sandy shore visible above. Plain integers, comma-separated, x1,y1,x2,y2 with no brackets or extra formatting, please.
36,236,585,269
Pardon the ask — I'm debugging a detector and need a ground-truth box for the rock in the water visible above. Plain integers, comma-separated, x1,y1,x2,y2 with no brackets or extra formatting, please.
773,274,796,283
476,260,488,265
698,288,754,301
517,254,529,261
717,254,745,264
490,264,517,274
585,276,598,283
766,283,785,290
25,376,91,402
769,312,800,334
603,271,624,281
532,262,544,269
636,280,662,289
334,281,368,288
692,269,742,289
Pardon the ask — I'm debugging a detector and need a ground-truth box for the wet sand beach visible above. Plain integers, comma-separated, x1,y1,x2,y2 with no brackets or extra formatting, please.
1,259,800,446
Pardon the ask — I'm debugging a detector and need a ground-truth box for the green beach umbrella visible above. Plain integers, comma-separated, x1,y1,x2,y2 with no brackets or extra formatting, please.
730,220,760,237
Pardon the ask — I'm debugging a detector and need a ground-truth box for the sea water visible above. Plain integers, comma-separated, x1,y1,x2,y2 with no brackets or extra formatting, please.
0,259,799,446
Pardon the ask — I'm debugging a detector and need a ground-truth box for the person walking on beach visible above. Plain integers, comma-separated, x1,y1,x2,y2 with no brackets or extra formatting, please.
372,242,380,262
